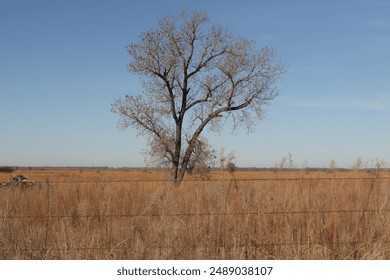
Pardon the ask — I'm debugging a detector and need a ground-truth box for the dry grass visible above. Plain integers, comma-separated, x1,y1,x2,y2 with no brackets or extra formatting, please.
1,168,390,259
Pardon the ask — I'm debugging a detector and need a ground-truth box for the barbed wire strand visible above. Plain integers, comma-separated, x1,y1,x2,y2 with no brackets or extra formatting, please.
2,240,390,253
2,208,390,220
28,177,390,184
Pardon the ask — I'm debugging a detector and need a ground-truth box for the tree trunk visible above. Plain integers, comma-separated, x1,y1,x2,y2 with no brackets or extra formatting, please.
176,166,187,185
171,118,184,185
171,162,179,185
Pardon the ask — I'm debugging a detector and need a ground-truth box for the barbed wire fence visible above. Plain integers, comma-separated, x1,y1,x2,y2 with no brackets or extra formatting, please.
1,175,390,259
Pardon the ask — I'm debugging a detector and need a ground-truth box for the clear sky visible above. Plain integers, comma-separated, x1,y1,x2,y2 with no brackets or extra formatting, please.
1,0,389,168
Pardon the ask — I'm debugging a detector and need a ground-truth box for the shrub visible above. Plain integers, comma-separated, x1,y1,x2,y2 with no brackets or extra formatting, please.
0,167,15,173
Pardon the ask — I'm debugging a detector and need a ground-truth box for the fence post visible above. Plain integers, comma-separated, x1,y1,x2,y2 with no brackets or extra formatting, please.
44,178,51,259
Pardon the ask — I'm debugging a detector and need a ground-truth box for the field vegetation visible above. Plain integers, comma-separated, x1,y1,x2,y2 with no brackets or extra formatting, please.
1,167,390,259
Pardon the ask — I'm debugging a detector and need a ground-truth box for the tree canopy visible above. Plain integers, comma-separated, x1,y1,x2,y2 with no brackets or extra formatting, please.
112,10,286,184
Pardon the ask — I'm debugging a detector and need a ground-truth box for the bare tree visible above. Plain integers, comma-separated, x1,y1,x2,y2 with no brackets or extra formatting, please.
112,10,286,185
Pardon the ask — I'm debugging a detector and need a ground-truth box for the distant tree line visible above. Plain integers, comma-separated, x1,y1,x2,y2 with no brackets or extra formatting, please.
0,167,15,173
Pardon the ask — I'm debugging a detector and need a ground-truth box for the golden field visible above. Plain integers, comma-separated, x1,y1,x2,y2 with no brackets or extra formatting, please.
1,168,390,259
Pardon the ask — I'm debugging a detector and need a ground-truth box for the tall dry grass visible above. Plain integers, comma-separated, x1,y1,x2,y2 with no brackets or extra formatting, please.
0,169,390,259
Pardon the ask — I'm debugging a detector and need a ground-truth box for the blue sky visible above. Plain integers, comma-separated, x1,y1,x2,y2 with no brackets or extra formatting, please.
1,0,389,168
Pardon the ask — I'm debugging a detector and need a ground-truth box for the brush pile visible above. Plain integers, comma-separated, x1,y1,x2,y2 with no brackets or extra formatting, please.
0,174,40,188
